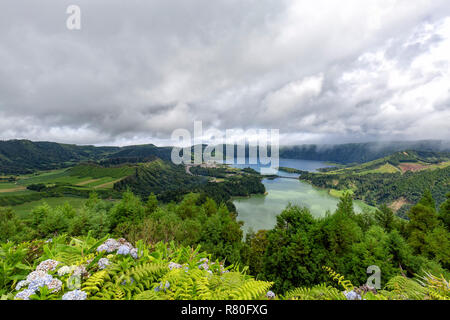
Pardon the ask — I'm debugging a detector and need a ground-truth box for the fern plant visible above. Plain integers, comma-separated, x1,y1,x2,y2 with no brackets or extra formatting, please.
5,235,449,300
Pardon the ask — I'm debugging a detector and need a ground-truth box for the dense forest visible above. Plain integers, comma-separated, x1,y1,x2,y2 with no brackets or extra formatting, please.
1,189,449,300
114,161,266,208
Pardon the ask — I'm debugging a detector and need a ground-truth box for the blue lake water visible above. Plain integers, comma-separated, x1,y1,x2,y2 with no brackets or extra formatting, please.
229,158,367,234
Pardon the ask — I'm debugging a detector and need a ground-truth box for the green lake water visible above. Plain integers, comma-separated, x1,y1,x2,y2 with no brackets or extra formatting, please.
231,159,367,234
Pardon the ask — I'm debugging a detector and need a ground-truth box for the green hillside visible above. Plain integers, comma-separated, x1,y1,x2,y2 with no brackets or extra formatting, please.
299,151,450,214
114,160,266,205
0,140,172,175
280,141,450,164
0,140,118,174
1,139,449,175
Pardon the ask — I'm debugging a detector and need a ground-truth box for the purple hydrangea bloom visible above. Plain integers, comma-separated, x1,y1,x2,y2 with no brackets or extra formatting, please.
62,289,87,300
15,280,29,291
117,245,131,255
98,258,111,270
36,259,60,272
130,248,139,259
345,290,362,300
15,289,36,300
168,262,182,270
47,278,63,293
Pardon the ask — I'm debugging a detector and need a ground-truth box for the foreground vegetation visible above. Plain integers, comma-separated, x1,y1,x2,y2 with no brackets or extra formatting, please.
1,234,449,300
1,185,449,300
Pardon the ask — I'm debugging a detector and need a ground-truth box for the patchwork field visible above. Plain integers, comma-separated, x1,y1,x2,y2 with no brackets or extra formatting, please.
0,164,135,211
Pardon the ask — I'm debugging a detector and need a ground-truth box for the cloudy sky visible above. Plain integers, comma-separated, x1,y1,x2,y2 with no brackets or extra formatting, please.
0,0,449,146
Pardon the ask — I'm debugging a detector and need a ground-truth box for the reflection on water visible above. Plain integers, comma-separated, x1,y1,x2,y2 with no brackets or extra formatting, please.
230,159,364,234
226,158,334,176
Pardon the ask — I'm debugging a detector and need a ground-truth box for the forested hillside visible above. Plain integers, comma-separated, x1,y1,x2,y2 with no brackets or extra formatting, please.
298,151,450,215
2,139,449,174
114,160,266,206
0,140,119,174
280,140,450,164
0,140,171,174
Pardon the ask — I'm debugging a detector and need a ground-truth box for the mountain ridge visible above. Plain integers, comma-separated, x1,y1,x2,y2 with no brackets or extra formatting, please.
1,139,449,174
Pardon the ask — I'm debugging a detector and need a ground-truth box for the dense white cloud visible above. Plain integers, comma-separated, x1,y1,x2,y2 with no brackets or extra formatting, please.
0,0,449,146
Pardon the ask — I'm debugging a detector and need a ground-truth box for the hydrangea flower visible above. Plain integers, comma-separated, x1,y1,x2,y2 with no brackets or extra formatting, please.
198,262,209,271
62,289,87,300
26,271,50,283
97,239,120,253
130,248,139,259
121,277,135,286
57,266,71,277
28,274,53,291
73,265,87,277
266,291,276,299
98,258,111,270
15,280,29,291
168,262,182,270
96,244,109,253
15,289,36,300
36,259,60,272
153,281,170,292
47,278,63,293
345,290,362,300
117,245,130,255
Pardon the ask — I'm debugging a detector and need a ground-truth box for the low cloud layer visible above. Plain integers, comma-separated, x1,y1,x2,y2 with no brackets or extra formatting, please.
0,0,449,146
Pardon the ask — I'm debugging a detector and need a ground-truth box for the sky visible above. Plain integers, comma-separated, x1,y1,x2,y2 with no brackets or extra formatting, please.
0,0,449,146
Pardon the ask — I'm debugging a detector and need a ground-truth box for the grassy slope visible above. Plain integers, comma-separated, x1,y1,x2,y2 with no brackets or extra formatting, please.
0,164,136,211
299,151,450,210
321,150,450,176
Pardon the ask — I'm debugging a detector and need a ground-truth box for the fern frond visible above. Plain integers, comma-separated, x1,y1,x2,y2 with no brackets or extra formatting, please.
322,266,354,292
82,270,110,295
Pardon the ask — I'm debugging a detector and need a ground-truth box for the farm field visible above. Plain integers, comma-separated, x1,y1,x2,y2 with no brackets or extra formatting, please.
0,166,133,191
0,164,135,210
11,197,90,218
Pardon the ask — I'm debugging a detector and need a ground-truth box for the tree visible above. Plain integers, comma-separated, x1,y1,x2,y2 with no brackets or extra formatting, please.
418,189,436,209
244,229,268,276
336,192,355,216
439,193,450,231
109,190,146,229
145,193,158,215
407,191,439,255
375,204,395,232
0,208,30,242
424,225,450,269
262,205,320,292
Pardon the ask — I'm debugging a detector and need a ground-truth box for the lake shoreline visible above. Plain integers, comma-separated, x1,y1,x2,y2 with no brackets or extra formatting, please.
231,159,375,234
